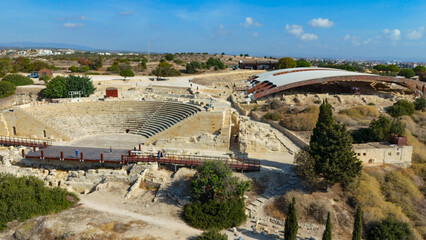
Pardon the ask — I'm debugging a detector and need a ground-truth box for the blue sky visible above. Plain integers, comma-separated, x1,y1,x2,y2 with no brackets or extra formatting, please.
0,0,425,61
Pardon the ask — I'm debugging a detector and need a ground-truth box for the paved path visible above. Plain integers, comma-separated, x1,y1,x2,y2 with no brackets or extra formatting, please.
26,146,128,161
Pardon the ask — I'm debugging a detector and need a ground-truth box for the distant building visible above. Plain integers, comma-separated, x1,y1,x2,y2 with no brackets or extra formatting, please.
38,68,53,78
239,60,278,70
37,49,53,56
353,142,412,167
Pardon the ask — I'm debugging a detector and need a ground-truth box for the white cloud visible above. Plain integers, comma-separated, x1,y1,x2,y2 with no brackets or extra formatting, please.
211,24,229,38
252,32,258,37
242,17,261,28
308,18,334,28
285,24,303,37
63,23,83,28
79,16,86,20
344,34,351,40
285,24,317,41
383,28,401,41
407,27,424,39
301,33,318,41
219,24,224,30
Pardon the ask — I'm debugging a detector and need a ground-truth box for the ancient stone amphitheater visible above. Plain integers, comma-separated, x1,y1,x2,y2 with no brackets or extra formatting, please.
0,101,203,141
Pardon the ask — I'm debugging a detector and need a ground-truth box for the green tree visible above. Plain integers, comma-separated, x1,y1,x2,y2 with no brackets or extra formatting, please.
387,100,415,117
309,100,362,188
418,70,426,82
152,61,181,79
413,65,426,75
66,75,95,97
366,217,412,240
69,66,78,72
0,58,11,77
296,59,311,67
386,64,400,73
31,60,48,71
183,161,249,230
0,81,16,98
195,229,227,240
414,98,426,110
398,68,415,78
369,115,405,141
12,56,32,72
120,69,135,80
43,76,68,98
206,58,225,70
2,74,34,86
164,53,174,61
278,57,297,69
293,150,322,188
39,75,51,84
43,75,95,98
352,206,363,240
322,212,332,240
284,197,298,240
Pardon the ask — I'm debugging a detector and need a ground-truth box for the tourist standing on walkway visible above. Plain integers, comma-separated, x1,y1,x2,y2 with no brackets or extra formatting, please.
157,151,161,160
110,146,112,153
75,148,79,158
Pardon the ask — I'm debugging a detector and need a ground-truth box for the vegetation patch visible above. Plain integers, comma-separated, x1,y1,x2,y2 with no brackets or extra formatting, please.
338,105,379,119
0,174,78,231
183,161,249,230
43,75,95,98
2,74,34,86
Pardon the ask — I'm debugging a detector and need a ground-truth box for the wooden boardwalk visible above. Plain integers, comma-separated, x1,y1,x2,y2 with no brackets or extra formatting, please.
24,146,261,171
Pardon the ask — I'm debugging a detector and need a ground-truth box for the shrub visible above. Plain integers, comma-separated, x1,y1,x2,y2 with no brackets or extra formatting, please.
164,53,174,61
0,81,16,98
195,229,227,240
293,150,322,189
367,217,412,240
264,111,280,121
2,74,33,86
119,69,135,80
39,75,51,84
314,100,321,104
387,100,415,117
368,102,375,106
0,174,78,230
43,75,95,98
206,58,225,70
183,198,246,230
414,98,426,111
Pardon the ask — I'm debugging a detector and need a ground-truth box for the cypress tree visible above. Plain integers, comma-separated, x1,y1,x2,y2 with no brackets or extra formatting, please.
352,206,363,240
309,100,362,188
322,212,332,240
284,197,298,240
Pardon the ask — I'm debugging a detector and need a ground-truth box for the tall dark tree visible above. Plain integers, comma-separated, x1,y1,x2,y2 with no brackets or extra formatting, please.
309,100,362,188
284,197,298,240
322,212,332,240
352,206,363,240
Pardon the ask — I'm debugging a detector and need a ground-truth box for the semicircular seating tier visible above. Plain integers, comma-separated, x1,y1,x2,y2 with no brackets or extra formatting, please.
22,101,202,139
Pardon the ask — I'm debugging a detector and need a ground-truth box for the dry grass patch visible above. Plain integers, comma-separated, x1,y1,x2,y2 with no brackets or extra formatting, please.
280,106,319,131
339,105,380,119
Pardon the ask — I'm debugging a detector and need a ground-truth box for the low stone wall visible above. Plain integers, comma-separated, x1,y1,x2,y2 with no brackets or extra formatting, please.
231,95,250,116
264,120,309,149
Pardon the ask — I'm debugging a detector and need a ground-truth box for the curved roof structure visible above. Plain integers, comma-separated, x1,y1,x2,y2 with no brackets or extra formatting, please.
241,67,426,100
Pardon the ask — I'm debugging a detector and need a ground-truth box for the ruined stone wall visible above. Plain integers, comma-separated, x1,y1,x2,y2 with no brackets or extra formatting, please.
0,108,70,140
146,110,231,151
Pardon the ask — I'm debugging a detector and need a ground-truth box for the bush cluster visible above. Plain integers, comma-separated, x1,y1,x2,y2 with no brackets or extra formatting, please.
2,74,34,86
183,198,246,230
43,75,95,98
387,100,415,117
183,161,249,230
264,111,281,121
0,81,16,98
351,115,405,143
0,174,77,230
367,217,412,240
195,229,227,240
339,105,379,119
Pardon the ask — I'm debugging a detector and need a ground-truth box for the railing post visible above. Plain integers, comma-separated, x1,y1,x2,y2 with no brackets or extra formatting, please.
43,142,47,148
41,150,44,159
121,155,125,165
80,152,84,162
60,151,64,161
21,149,25,158
139,144,141,151
134,146,136,151
128,150,131,156
33,146,36,152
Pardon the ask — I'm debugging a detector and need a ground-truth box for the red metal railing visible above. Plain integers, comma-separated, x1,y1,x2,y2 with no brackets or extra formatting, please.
0,136,51,148
22,149,261,172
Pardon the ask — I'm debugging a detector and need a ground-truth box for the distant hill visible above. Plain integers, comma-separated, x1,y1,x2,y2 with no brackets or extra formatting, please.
0,42,95,51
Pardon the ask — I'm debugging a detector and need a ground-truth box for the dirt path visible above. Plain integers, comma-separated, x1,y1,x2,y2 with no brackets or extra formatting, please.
80,196,201,237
